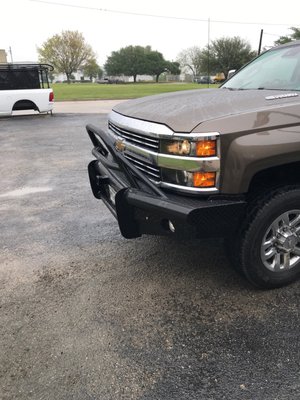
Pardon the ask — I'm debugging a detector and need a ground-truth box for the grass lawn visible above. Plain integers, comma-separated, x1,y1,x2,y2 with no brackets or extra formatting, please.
51,82,219,101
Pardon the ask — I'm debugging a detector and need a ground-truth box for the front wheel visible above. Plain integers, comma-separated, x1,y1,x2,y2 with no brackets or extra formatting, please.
230,187,300,289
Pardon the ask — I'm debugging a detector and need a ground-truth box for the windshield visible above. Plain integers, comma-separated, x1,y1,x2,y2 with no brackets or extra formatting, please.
222,44,300,91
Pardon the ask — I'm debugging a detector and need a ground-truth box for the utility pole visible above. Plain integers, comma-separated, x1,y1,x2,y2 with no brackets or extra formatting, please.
207,17,210,88
258,29,263,55
9,46,13,63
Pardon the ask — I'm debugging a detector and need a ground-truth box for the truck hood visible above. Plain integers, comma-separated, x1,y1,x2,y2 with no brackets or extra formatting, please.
112,88,299,132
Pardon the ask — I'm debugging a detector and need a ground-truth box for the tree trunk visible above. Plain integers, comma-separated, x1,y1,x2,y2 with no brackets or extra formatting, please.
156,74,160,83
66,73,71,84
133,74,137,83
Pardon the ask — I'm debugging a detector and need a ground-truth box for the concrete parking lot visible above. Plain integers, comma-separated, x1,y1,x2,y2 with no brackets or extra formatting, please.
1,104,300,400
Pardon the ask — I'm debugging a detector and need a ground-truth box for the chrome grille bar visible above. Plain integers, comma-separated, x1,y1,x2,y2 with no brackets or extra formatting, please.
109,121,159,151
124,154,161,181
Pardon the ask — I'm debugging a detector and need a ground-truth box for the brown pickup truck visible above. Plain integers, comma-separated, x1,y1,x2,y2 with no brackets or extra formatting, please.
86,40,300,289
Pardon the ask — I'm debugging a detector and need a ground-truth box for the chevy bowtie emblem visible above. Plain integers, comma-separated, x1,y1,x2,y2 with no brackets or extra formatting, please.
114,138,126,152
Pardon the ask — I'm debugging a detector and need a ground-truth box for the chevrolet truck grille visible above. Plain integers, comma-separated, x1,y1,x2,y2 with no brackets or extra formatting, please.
108,121,159,152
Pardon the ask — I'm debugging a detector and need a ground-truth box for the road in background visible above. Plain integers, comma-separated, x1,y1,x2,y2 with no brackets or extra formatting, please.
1,109,300,400
53,99,128,114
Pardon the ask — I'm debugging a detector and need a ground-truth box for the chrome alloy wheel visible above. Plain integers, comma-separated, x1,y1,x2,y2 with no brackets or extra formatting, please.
261,210,300,271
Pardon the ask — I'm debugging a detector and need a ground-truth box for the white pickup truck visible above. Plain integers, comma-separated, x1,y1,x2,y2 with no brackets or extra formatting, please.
0,63,54,116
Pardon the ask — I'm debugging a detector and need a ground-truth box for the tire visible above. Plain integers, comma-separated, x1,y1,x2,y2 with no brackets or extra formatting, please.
228,186,300,289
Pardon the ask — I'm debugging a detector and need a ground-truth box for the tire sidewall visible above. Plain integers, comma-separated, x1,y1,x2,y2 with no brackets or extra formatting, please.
241,189,300,288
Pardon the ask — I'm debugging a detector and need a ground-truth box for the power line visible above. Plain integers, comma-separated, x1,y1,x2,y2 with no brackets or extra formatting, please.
29,0,299,27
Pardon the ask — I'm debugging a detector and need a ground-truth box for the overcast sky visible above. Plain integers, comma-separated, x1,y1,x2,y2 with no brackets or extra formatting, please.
1,0,300,65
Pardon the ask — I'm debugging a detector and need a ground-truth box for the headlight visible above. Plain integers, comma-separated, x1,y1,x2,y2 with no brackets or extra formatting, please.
161,138,217,157
162,139,191,155
159,134,220,192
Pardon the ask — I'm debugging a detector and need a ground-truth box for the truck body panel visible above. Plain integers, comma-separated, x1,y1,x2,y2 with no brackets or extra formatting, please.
0,88,54,115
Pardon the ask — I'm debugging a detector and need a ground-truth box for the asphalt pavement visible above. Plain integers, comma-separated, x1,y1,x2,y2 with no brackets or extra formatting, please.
1,105,300,400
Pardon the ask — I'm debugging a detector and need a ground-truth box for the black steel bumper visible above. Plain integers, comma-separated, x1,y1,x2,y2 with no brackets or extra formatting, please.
86,124,247,239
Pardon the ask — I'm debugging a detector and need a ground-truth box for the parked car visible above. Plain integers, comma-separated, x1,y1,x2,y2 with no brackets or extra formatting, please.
96,78,125,84
198,76,214,84
213,72,226,83
86,40,300,289
96,78,110,84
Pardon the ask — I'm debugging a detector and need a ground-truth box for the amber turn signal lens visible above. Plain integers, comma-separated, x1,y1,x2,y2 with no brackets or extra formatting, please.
196,140,216,157
193,172,216,187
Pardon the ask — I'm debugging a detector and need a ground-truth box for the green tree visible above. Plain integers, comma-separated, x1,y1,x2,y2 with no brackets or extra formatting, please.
38,30,96,83
105,45,180,83
164,61,181,80
177,46,202,78
200,37,256,78
105,45,149,82
145,51,180,82
83,60,103,81
275,27,300,45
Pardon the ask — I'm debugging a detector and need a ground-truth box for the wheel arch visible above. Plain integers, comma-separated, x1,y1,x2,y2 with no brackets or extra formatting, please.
12,99,39,112
247,161,300,196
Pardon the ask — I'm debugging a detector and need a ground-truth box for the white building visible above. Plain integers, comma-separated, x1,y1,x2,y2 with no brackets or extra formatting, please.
0,49,7,63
